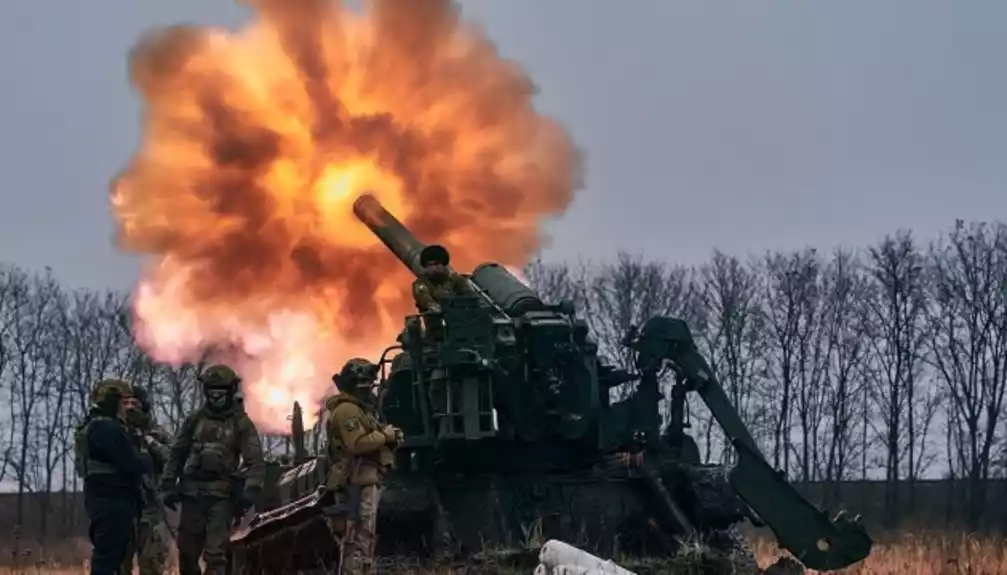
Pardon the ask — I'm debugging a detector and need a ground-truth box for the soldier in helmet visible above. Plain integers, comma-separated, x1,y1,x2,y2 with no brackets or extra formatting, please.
324,358,403,575
411,244,474,314
120,385,174,575
72,378,149,575
158,364,265,575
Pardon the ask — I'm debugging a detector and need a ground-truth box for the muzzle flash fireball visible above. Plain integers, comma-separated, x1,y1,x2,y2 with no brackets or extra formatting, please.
110,0,584,433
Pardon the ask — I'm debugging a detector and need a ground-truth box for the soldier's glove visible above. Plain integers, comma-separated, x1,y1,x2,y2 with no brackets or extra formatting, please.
381,424,403,446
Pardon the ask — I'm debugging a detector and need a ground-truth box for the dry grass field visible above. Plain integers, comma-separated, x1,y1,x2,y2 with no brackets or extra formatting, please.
1,532,1004,574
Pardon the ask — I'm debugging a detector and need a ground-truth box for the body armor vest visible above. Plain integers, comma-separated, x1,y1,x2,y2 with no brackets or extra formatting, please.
182,414,241,483
73,415,118,479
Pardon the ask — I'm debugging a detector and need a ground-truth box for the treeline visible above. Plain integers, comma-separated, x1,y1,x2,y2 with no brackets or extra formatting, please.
0,219,1005,540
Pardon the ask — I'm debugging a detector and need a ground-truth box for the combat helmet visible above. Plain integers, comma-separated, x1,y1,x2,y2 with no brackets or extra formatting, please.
333,358,379,397
419,244,450,267
90,378,132,408
198,364,241,409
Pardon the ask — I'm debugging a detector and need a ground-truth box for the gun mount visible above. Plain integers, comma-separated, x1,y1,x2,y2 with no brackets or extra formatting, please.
227,194,872,574
353,193,607,451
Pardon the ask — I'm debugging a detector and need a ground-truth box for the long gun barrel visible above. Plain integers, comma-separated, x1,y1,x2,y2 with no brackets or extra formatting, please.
352,193,546,316
352,194,433,277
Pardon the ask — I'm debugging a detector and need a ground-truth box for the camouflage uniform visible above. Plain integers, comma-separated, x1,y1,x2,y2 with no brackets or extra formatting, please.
410,244,474,314
325,358,402,575
159,365,265,575
73,379,148,575
121,386,174,575
411,272,474,313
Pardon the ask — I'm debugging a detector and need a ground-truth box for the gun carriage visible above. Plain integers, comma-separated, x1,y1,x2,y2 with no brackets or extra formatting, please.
226,194,872,574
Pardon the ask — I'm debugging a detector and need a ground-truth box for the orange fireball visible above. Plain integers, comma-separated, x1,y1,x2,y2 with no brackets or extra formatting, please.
109,0,583,433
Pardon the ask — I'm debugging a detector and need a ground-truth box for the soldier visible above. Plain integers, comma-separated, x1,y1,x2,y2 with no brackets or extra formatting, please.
324,358,403,575
158,364,265,575
120,386,174,575
411,244,473,420
411,244,474,314
73,378,149,575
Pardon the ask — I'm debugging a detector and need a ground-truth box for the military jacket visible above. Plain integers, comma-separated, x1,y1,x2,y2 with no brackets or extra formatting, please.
324,395,395,490
411,273,474,313
145,422,175,470
162,404,265,497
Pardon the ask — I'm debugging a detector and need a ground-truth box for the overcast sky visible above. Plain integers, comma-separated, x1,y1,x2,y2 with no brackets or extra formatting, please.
2,1,1004,291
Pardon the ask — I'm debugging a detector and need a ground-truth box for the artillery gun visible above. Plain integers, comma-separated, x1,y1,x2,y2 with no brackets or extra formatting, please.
227,194,872,574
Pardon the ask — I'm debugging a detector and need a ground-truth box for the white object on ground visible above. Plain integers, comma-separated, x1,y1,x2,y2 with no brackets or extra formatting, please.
536,540,637,575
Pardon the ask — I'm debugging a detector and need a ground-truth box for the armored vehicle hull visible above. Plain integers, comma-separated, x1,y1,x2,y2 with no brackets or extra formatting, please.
230,454,752,573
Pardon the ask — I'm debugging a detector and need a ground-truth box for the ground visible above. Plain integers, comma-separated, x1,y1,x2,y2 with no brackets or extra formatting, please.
1,532,1005,574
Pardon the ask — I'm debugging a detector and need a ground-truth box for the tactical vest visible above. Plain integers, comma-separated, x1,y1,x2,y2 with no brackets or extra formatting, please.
73,415,118,479
325,396,394,490
181,412,243,484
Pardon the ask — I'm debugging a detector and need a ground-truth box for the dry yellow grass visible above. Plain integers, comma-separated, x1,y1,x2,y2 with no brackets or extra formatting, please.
1,532,1004,574
750,533,1007,575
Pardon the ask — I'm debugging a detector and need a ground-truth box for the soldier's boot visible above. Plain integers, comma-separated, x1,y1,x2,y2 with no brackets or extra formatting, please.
339,545,369,575
137,542,168,575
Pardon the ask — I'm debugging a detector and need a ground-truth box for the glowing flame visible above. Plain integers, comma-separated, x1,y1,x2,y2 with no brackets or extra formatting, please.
111,0,583,433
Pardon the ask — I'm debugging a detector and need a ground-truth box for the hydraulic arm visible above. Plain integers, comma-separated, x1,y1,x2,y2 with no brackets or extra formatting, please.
630,317,873,571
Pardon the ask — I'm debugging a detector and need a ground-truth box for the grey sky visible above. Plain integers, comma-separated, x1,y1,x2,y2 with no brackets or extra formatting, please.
1,1,1004,291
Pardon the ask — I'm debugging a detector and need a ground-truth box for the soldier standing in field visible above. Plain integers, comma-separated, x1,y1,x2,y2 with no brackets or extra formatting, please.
120,385,174,575
324,358,403,575
73,378,149,575
158,364,265,575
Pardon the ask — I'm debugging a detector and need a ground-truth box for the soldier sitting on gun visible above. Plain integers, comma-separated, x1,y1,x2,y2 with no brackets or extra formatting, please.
411,244,474,314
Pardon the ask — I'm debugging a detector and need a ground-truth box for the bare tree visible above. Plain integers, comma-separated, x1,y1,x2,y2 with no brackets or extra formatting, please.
523,257,590,308
6,268,62,527
862,231,937,527
818,249,871,506
34,284,73,542
0,265,21,485
926,220,1007,529
762,248,821,477
696,250,768,463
